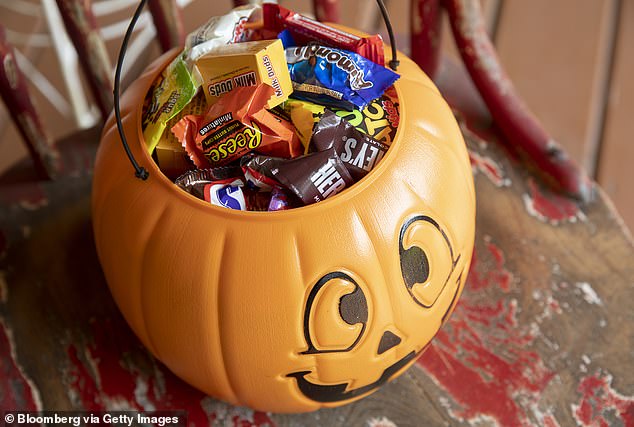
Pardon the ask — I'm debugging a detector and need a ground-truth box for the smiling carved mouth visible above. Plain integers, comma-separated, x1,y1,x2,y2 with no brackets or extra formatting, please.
286,350,418,403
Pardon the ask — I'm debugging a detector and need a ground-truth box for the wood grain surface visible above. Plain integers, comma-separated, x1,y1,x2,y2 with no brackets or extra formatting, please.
1,58,632,426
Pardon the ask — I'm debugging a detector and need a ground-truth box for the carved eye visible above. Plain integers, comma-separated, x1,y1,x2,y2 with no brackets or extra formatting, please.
302,272,368,354
399,216,458,308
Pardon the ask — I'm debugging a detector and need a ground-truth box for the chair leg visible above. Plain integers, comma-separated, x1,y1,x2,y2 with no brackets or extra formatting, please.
0,25,59,180
444,0,592,202
148,0,185,53
313,0,340,22
410,0,443,80
55,0,113,120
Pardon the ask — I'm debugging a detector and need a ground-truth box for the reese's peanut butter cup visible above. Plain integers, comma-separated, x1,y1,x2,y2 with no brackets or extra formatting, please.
270,149,355,205
312,111,389,180
171,85,301,168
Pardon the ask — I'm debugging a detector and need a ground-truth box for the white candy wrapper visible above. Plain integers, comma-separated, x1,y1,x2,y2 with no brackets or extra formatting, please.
185,5,261,66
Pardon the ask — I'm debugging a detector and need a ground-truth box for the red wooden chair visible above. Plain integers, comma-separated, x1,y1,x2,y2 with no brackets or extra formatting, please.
0,1,631,425
0,0,184,181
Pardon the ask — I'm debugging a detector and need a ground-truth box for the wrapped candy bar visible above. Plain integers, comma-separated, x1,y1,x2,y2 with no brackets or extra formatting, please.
312,111,390,180
142,57,197,152
268,187,292,211
240,154,285,191
244,189,273,211
270,149,355,205
331,85,400,144
281,99,324,153
286,45,399,110
154,92,207,179
185,4,260,65
171,85,301,168
283,86,400,146
142,5,262,152
262,3,385,66
175,168,247,210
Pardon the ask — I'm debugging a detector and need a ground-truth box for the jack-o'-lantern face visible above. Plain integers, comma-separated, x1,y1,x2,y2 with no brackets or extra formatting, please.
287,215,465,403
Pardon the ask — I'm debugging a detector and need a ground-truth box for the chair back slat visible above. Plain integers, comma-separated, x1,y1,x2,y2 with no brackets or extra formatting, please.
313,0,340,22
0,24,59,180
148,0,185,52
410,0,442,78
55,0,113,119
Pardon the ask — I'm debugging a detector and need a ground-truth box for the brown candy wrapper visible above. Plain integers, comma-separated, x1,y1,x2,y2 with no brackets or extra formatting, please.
312,111,389,180
171,85,301,168
270,149,355,205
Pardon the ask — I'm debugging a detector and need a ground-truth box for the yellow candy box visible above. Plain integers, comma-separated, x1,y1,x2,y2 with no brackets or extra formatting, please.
194,39,292,109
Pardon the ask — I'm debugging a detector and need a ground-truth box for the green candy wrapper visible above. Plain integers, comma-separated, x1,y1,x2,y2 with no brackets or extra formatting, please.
142,57,198,153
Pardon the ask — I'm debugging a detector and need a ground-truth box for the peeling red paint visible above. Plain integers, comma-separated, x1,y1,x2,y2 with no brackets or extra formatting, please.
418,242,556,426
0,320,39,410
64,318,274,426
573,371,634,426
469,150,509,187
66,345,102,411
542,414,562,427
467,241,514,292
524,178,582,224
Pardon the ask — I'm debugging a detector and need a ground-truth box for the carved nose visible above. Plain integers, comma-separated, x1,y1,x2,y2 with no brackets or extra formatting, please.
377,330,402,354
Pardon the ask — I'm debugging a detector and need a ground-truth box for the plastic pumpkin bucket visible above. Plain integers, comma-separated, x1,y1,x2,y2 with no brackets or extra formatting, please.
92,3,475,414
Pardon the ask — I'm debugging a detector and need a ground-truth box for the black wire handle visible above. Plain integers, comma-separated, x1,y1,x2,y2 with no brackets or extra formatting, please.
114,0,149,180
114,0,398,180
376,0,399,71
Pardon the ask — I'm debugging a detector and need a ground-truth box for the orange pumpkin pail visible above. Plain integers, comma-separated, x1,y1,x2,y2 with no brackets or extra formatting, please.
92,2,475,414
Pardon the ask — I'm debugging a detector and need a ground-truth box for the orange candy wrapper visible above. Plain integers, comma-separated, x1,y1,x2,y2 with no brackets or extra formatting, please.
171,85,302,168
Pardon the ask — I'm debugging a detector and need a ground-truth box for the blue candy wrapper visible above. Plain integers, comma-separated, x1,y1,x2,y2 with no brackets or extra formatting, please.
278,30,296,49
205,178,247,210
285,45,399,110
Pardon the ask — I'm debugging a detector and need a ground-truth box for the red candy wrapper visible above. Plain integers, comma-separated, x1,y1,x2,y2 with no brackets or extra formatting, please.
262,3,385,66
171,85,302,168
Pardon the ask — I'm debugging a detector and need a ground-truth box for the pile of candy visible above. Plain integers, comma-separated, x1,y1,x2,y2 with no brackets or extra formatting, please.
142,4,401,211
